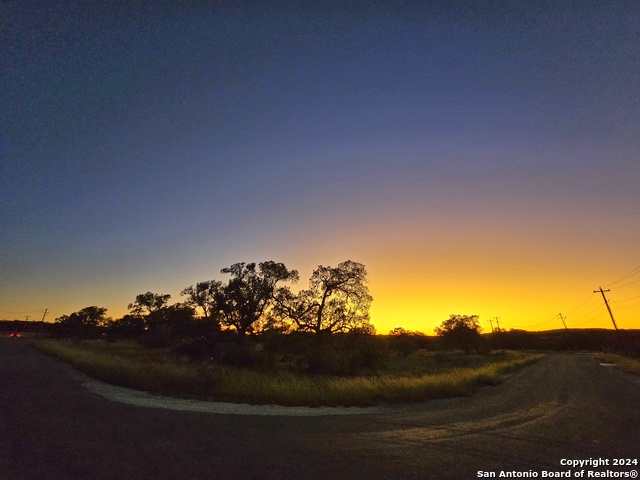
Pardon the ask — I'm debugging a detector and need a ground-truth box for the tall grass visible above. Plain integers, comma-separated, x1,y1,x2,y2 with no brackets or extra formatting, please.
34,340,205,397
594,353,640,376
210,358,539,406
33,339,541,407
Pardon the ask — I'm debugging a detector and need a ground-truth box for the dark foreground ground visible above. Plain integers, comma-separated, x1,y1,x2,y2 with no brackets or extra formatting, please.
1,338,639,480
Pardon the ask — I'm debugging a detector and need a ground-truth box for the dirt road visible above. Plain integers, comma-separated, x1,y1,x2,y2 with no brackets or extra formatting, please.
1,338,639,480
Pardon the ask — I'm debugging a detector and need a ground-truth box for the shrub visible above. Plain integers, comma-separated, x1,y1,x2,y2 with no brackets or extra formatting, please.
389,335,420,357
32,339,542,406
217,343,263,367
138,328,174,348
173,335,218,358
307,344,342,374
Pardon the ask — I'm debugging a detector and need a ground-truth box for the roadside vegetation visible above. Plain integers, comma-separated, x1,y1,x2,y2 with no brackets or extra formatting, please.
33,338,541,406
594,353,640,376
26,258,549,406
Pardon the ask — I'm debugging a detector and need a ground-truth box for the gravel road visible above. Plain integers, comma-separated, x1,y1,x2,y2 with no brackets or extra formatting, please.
1,338,639,480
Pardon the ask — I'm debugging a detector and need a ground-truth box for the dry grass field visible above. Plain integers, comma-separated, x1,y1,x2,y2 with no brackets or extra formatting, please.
593,352,640,376
33,338,542,406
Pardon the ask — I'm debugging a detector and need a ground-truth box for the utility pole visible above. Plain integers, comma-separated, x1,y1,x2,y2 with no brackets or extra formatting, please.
558,313,568,330
495,317,501,332
489,318,494,333
36,308,48,338
594,288,624,348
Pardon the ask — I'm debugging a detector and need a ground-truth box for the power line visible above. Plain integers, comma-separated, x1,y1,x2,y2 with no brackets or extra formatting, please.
610,298,640,311
570,310,606,328
612,276,640,289
564,299,603,324
606,263,640,287
564,293,600,318
611,304,640,311
614,294,640,303
499,316,557,329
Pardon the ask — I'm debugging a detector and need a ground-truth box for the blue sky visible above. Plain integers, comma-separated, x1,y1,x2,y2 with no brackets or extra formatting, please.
2,1,639,332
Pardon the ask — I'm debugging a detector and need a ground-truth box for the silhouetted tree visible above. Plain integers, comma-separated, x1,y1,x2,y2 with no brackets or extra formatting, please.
275,260,373,341
107,314,145,339
128,291,171,316
388,327,427,356
54,306,110,337
217,261,299,345
435,314,483,353
139,304,197,347
389,327,410,336
146,304,193,333
181,280,224,320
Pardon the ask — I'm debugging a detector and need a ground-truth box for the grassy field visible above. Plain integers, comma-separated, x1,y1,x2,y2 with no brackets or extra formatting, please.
32,339,542,407
594,352,640,376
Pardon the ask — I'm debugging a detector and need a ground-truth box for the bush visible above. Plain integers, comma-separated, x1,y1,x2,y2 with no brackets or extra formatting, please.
138,328,174,348
306,334,388,375
218,343,263,367
491,329,538,350
307,344,342,374
435,314,483,353
340,332,388,372
32,339,542,406
173,335,218,359
389,335,420,357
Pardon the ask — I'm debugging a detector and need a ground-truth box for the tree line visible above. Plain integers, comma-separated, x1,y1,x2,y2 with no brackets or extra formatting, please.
53,260,380,373
54,259,557,371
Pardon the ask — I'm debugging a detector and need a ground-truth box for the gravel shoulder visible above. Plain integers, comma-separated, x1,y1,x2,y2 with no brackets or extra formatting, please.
76,369,388,416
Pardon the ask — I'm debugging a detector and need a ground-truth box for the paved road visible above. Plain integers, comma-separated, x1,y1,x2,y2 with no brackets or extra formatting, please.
1,338,639,480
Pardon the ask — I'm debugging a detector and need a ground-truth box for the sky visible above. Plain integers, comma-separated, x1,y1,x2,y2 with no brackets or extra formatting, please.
2,1,639,334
